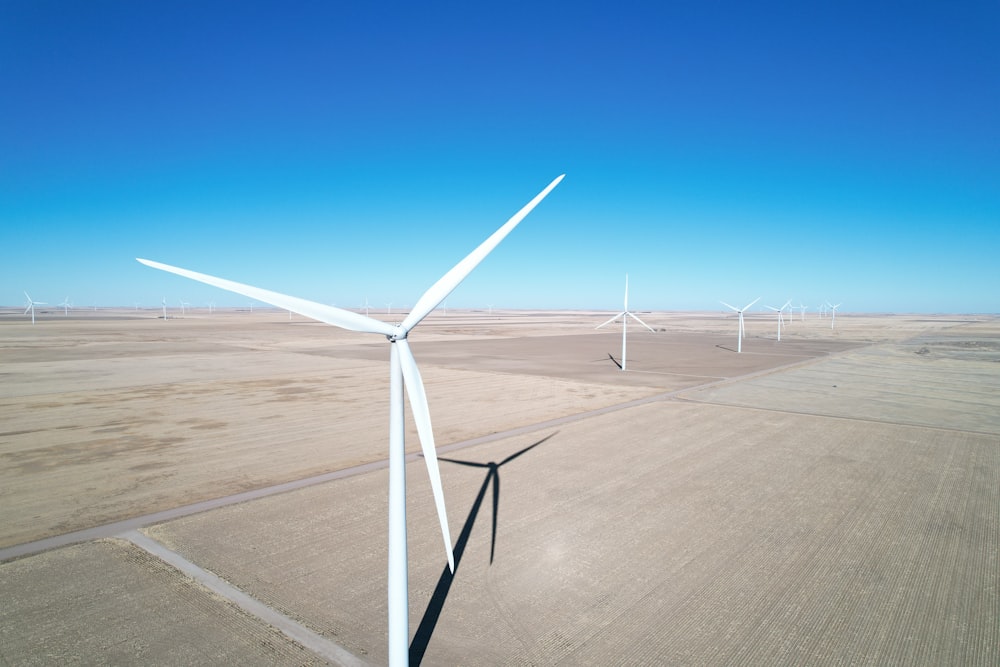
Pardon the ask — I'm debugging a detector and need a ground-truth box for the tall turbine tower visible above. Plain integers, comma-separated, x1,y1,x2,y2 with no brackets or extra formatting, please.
138,174,564,666
596,274,655,371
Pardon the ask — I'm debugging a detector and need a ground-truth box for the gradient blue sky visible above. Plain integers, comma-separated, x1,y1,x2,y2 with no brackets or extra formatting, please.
2,2,997,313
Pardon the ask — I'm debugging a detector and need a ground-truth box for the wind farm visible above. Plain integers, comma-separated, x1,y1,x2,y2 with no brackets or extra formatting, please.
2,297,998,665
2,1,998,665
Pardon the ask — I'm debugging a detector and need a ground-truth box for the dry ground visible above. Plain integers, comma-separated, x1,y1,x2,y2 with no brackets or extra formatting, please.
1,309,997,665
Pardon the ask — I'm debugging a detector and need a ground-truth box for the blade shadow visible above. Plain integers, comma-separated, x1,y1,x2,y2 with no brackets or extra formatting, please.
410,432,556,665
607,353,622,369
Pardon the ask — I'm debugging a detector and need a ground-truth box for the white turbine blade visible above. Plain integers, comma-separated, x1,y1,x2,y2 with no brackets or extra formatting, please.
596,312,625,329
742,296,761,311
623,274,629,311
720,301,739,312
627,311,655,333
396,339,455,573
765,305,780,312
137,258,394,336
401,174,564,332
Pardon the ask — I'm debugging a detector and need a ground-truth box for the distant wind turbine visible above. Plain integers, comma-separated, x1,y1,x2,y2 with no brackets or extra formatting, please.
23,292,46,324
796,303,808,321
161,297,167,320
136,173,564,665
596,275,654,371
720,297,761,353
59,296,72,316
828,302,842,329
765,299,792,341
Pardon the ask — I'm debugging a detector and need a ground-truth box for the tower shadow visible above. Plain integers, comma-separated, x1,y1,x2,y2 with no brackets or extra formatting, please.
409,432,557,665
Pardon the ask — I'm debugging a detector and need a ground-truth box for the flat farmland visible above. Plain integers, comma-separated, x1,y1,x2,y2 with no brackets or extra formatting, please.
1,310,997,665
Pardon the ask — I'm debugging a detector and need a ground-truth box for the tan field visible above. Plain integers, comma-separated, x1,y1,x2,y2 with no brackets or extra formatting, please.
1,308,998,665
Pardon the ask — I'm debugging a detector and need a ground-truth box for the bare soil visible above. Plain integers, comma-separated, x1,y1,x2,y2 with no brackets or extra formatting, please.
1,310,997,665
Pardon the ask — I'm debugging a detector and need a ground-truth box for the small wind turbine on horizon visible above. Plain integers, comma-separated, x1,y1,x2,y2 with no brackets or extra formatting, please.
720,297,760,353
59,296,72,316
828,302,842,329
796,303,808,321
161,297,167,320
596,274,654,371
23,292,46,324
765,299,792,341
136,174,564,666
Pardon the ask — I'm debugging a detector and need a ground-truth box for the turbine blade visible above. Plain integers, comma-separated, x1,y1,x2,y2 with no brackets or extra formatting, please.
627,311,655,333
136,258,394,336
623,274,629,311
720,301,739,312
596,312,625,329
397,339,455,573
401,175,564,332
743,297,761,311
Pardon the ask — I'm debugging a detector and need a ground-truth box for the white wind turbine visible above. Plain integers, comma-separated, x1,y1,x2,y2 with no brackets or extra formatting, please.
828,302,842,329
765,299,791,341
137,174,564,665
161,297,167,320
59,296,72,315
23,292,46,324
720,297,760,353
796,303,808,321
596,274,654,371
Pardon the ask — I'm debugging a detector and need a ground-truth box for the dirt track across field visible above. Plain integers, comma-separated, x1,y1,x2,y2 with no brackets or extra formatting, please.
1,310,997,665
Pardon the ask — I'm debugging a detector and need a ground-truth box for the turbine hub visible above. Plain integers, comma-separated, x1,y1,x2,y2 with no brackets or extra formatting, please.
387,325,407,343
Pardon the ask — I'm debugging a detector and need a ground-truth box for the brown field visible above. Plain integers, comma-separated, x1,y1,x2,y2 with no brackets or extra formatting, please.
1,308,998,665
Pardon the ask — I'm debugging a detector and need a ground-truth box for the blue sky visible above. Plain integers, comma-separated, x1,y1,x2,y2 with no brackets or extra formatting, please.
2,2,997,313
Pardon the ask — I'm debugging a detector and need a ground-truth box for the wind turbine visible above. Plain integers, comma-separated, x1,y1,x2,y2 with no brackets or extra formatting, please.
796,303,808,321
720,297,760,353
23,292,46,324
765,299,791,341
137,174,564,665
386,302,393,316
828,302,842,329
596,275,654,371
59,296,72,316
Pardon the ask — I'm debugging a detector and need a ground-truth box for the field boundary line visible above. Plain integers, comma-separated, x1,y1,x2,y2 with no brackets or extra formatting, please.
120,529,369,667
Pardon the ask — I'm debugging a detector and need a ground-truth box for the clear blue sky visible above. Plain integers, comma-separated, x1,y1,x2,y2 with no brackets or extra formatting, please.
2,2,997,313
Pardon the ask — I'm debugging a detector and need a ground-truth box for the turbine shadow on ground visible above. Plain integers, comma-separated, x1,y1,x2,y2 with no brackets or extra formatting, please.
410,432,557,665
607,352,623,369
